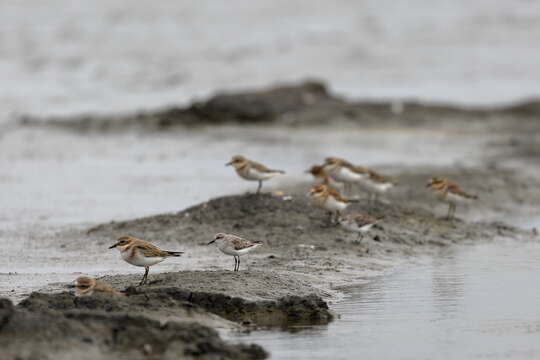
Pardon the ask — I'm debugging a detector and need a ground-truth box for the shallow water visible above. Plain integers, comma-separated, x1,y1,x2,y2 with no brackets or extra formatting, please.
230,239,540,359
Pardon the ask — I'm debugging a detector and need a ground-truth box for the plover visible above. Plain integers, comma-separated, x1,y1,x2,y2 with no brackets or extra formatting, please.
207,233,262,271
308,184,357,224
323,157,370,196
306,165,343,190
339,214,383,241
426,177,478,220
73,276,124,297
109,236,184,286
226,155,285,194
360,169,395,204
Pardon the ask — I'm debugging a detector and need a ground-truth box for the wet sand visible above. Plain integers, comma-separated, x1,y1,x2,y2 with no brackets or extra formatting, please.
2,83,540,359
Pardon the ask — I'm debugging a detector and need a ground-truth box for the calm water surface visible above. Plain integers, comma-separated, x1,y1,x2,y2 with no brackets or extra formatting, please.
231,239,540,359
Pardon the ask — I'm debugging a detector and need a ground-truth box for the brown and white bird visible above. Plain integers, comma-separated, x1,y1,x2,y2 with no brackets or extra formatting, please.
339,214,383,241
360,169,396,204
109,236,184,286
308,184,357,224
306,165,343,190
426,177,478,220
207,233,262,271
73,276,124,297
226,155,285,194
323,157,370,196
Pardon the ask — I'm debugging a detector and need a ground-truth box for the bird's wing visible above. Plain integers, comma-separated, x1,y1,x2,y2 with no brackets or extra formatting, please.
230,235,258,250
250,160,285,174
354,215,378,226
369,170,391,184
447,183,477,199
134,241,168,257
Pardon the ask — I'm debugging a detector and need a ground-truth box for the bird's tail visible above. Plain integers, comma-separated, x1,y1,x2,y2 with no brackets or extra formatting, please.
166,251,184,257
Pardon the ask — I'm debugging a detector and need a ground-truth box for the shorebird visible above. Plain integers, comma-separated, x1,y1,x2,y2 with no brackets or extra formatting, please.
306,165,343,190
109,236,184,286
208,233,262,271
426,177,478,220
226,155,285,194
360,170,396,204
323,157,370,196
73,276,124,297
339,214,383,242
308,184,357,224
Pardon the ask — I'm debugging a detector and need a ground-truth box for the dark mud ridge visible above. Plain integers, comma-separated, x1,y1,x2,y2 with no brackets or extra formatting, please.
19,80,540,132
0,298,266,360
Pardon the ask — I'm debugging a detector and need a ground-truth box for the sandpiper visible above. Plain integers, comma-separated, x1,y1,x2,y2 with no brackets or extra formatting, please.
208,233,262,271
339,214,383,241
308,184,357,224
109,236,184,286
426,177,478,220
226,155,285,194
73,276,124,297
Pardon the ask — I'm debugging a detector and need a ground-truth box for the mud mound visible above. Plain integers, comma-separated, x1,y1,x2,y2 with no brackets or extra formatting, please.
88,191,506,252
19,81,540,133
1,298,267,360
19,272,333,327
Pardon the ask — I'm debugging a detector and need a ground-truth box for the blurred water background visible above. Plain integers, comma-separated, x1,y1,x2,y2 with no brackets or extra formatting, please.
2,0,540,123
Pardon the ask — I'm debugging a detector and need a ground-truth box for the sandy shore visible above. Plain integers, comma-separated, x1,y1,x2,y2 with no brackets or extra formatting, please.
2,82,540,359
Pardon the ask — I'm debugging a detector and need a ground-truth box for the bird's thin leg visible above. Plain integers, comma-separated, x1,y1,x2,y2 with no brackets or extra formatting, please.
357,233,363,242
237,256,241,271
256,181,262,195
328,211,333,225
446,204,452,220
451,204,456,221
233,256,237,271
139,267,149,286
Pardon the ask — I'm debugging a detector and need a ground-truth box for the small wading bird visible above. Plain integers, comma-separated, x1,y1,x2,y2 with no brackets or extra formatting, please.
226,155,285,194
306,165,343,190
109,236,184,286
426,177,478,221
360,170,395,204
338,214,383,242
208,233,262,271
323,157,369,196
308,184,357,224
72,276,124,297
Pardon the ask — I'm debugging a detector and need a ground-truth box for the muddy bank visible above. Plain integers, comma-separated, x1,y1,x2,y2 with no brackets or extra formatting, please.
18,81,540,132
0,298,266,360
20,275,333,327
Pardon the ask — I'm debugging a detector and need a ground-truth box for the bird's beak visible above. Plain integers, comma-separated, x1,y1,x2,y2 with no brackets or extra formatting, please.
425,183,431,188
109,243,118,249
65,282,76,289
207,240,216,245
225,161,232,166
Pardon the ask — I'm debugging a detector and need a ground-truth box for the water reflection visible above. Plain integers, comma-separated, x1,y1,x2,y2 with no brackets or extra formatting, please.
228,239,540,359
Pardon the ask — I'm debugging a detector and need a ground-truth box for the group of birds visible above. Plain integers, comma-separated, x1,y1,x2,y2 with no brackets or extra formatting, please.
71,154,478,297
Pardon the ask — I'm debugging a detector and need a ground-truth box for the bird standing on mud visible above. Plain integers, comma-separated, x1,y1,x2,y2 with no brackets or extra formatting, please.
109,236,184,286
308,184,357,225
426,177,478,220
208,233,262,271
226,155,285,194
338,214,383,242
